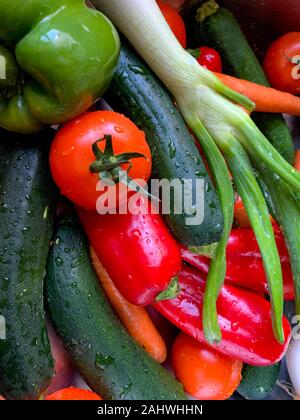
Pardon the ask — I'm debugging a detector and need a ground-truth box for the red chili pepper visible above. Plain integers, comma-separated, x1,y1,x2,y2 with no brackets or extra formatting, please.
181,250,294,300
181,224,294,300
154,266,291,366
226,224,289,261
77,197,181,306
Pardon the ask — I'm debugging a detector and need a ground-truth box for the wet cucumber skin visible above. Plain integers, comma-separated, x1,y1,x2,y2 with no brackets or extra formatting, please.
0,131,55,400
238,364,280,400
46,215,187,400
106,43,224,247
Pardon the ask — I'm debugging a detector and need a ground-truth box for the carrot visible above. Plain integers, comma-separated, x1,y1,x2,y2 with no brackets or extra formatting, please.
295,150,300,172
215,72,300,116
90,247,167,364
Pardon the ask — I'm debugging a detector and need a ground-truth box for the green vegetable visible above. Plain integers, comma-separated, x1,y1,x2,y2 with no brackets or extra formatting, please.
193,0,300,316
238,363,280,400
106,43,223,247
45,215,186,400
192,120,234,343
0,130,56,400
92,0,300,343
0,0,120,134
193,1,294,164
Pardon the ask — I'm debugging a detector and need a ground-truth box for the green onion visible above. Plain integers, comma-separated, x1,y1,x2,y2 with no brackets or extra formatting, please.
257,166,300,318
188,118,234,344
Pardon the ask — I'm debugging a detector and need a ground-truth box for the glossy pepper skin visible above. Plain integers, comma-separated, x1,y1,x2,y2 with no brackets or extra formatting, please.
77,197,182,306
181,225,295,300
181,250,295,301
155,266,291,366
0,0,120,133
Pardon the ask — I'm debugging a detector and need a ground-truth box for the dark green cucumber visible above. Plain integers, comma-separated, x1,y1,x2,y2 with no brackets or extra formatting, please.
45,215,186,400
238,363,280,400
0,130,55,400
105,43,223,247
193,1,294,163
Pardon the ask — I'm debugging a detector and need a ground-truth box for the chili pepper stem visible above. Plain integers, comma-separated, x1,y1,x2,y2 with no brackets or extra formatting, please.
156,276,180,302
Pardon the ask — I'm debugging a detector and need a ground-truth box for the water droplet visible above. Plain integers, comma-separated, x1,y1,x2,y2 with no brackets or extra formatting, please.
119,383,132,399
62,146,75,157
114,126,124,134
128,64,145,75
55,257,63,267
95,353,114,369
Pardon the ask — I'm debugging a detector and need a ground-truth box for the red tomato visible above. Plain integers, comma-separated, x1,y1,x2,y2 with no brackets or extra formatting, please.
50,111,152,211
157,0,187,48
172,332,242,400
190,47,222,72
263,32,300,95
46,387,102,400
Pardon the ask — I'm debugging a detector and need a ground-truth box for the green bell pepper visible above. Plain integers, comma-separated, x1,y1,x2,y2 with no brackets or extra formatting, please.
0,0,120,134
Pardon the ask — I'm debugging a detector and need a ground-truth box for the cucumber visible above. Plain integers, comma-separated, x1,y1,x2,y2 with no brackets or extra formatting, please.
0,130,55,400
45,215,186,400
238,363,280,400
105,43,223,247
193,2,294,163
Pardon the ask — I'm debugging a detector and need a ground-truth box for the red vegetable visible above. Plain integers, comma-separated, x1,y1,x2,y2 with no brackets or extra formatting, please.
78,197,181,306
155,266,291,366
46,387,102,400
181,224,294,300
50,111,152,211
263,32,300,95
181,250,294,300
172,332,242,400
157,0,186,48
188,46,222,72
224,224,289,260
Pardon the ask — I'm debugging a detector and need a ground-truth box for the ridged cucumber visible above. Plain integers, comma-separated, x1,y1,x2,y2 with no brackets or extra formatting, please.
45,215,186,400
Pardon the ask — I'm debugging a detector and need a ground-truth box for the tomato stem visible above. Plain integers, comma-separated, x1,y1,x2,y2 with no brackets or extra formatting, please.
89,135,156,200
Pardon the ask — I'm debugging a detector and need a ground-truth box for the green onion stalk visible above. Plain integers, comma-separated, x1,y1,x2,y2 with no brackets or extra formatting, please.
256,165,300,318
92,0,300,343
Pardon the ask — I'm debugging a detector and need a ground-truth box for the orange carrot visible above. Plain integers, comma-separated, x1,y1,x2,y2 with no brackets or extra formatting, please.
295,150,300,172
90,247,167,364
215,72,300,116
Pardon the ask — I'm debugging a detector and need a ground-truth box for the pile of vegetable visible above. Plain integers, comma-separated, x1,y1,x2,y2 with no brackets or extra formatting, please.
0,0,300,400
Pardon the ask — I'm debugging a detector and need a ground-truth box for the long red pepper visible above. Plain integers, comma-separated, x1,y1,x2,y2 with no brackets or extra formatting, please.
181,224,295,300
181,249,295,300
226,224,289,261
155,266,291,366
77,197,181,306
